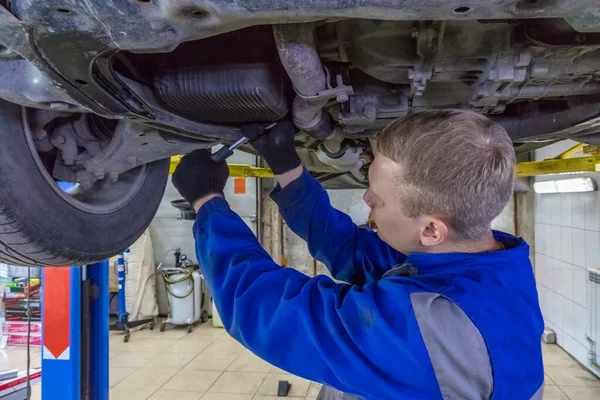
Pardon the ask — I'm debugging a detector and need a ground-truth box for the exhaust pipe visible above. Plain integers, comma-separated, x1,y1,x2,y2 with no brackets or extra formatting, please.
273,24,333,139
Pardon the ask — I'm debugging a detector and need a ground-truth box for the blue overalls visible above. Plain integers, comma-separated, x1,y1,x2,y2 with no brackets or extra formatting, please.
193,169,544,399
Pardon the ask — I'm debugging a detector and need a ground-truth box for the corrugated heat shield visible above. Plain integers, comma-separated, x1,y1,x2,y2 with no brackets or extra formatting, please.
153,63,289,124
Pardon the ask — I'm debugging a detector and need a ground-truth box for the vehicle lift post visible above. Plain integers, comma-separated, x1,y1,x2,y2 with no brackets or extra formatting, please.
41,261,110,400
109,250,154,342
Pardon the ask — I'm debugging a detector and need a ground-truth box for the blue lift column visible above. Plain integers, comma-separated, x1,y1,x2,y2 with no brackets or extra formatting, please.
41,261,110,400
117,252,127,323
89,260,110,400
110,249,154,340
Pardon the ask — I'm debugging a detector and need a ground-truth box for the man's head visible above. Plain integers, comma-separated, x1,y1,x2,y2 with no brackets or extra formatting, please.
363,109,515,254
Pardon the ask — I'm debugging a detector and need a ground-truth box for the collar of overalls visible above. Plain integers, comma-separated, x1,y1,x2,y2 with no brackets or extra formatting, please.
396,230,529,275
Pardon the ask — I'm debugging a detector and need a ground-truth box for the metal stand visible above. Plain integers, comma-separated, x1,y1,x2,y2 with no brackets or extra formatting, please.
41,261,109,400
109,251,155,342
158,249,208,334
158,266,207,334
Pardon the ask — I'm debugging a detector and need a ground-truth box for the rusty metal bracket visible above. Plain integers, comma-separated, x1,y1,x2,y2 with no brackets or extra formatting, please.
294,73,354,105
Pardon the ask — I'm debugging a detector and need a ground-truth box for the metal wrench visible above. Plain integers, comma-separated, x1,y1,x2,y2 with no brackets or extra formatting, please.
211,122,277,163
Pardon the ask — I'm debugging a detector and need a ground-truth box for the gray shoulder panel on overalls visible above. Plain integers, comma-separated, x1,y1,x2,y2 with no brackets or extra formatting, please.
411,292,545,400
316,292,493,400
410,292,494,400
317,291,544,400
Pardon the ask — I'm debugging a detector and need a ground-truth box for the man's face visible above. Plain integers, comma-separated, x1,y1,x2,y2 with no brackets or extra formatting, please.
363,153,424,254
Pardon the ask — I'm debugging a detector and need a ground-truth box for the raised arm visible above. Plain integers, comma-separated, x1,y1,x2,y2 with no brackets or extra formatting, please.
271,166,404,284
245,122,405,285
193,198,439,399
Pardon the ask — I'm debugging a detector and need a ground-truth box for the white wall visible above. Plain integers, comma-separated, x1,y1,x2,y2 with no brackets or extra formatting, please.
327,189,371,226
150,180,198,265
493,195,515,235
533,140,600,375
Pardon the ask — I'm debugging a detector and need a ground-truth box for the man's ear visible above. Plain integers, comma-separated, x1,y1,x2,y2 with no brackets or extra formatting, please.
419,216,449,247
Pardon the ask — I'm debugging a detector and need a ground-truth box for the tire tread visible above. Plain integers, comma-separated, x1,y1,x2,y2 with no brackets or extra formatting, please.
0,100,170,267
0,206,121,265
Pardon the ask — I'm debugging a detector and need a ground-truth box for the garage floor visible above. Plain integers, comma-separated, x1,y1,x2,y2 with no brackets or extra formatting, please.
0,323,599,399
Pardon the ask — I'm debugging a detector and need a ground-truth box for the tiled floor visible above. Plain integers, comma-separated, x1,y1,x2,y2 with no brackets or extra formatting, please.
542,342,600,399
108,322,320,400
1,324,599,399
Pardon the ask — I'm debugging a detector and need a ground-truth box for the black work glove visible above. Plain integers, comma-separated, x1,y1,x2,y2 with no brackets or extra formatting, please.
172,149,229,208
242,120,301,175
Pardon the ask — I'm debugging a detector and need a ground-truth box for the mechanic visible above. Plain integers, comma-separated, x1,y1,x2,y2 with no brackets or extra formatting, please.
172,109,544,400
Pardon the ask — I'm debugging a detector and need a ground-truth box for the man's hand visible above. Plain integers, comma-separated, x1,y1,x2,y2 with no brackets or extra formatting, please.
172,149,229,211
242,120,301,175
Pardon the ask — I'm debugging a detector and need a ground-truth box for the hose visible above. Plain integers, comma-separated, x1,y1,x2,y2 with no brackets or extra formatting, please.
161,267,194,299
159,262,208,324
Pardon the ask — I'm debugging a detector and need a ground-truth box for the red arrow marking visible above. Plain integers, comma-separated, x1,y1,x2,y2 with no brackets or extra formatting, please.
42,268,71,359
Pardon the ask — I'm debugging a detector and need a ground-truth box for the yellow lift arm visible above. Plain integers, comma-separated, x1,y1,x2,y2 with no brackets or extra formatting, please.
169,155,275,178
515,155,600,177
515,144,600,178
170,143,600,179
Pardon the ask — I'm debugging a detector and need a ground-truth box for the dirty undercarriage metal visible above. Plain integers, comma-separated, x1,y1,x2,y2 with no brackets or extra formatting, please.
2,0,600,188
41,114,212,188
1,0,599,118
323,18,600,137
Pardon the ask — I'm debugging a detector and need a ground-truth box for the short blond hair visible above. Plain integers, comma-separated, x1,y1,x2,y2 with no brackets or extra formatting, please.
377,109,515,240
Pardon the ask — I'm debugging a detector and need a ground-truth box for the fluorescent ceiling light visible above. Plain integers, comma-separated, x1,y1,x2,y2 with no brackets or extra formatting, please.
533,177,596,194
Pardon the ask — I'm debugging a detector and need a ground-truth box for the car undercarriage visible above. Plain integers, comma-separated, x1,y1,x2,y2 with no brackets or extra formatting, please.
1,0,600,265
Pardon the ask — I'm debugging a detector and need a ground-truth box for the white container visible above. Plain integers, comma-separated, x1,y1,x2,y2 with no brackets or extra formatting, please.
167,270,202,325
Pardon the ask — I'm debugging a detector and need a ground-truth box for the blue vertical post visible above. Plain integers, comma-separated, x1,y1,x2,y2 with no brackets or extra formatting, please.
89,260,109,400
117,250,129,323
42,267,82,400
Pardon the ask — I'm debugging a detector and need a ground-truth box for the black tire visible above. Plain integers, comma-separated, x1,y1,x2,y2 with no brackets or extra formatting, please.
0,101,169,266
